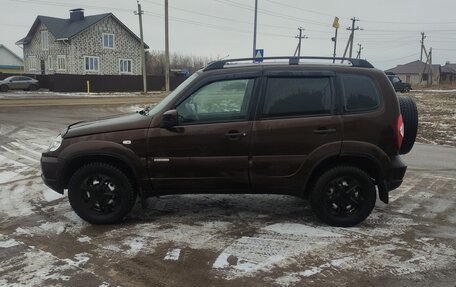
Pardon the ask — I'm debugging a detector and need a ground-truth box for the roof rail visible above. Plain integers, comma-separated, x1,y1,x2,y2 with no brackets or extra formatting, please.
203,56,375,71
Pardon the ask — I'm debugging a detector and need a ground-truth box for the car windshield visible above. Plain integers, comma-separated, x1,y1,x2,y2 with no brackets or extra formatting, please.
144,71,201,116
3,76,14,82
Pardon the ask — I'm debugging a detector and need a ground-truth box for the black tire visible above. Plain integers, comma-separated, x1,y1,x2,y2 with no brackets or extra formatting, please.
310,166,376,227
401,86,410,93
0,85,8,92
398,95,418,154
28,84,38,91
68,162,137,224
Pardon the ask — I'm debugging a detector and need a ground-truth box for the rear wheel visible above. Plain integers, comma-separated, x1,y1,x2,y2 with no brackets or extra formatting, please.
0,85,8,92
398,95,418,154
68,162,137,224
28,84,38,91
310,166,376,227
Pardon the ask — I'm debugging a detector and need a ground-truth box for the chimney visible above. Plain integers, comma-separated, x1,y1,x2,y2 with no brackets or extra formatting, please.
70,8,85,21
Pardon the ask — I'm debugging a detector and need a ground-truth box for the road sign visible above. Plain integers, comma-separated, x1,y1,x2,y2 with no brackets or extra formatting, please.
254,49,264,62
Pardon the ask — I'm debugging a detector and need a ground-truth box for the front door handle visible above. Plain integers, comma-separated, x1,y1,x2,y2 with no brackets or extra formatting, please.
225,130,247,140
313,128,337,135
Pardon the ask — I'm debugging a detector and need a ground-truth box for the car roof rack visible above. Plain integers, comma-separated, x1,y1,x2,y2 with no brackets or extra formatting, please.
203,56,374,71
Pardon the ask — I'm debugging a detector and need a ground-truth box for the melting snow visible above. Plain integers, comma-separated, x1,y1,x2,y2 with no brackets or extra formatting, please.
164,248,181,261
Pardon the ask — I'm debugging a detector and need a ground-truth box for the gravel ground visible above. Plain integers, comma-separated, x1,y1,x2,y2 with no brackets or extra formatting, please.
409,90,456,147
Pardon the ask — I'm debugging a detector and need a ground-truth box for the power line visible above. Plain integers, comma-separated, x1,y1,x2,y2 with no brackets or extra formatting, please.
373,53,420,63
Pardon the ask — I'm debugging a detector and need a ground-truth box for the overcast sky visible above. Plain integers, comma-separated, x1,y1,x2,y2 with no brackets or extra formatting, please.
2,0,456,70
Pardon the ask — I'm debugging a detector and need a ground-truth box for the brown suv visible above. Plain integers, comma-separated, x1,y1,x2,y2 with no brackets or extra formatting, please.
40,57,418,227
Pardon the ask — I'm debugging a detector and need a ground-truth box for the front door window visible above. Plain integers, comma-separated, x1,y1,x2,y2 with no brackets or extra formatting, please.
176,79,254,124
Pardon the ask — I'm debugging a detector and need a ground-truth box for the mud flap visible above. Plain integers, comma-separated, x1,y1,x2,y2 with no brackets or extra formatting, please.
377,181,389,204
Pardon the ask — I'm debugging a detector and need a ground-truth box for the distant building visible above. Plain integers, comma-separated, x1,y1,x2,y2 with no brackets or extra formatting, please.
16,9,148,75
385,60,441,86
0,44,24,74
441,62,456,85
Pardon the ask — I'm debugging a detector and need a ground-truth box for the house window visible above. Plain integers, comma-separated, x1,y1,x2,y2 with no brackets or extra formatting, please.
41,30,49,51
119,59,132,74
57,55,66,71
103,33,114,49
84,56,100,72
28,56,37,71
48,55,53,71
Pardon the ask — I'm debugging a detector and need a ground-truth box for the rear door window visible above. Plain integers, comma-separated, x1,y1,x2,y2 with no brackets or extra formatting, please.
262,77,332,118
342,74,380,112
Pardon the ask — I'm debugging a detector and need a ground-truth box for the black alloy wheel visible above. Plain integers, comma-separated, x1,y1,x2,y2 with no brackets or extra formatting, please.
68,163,136,224
323,176,364,217
310,166,376,227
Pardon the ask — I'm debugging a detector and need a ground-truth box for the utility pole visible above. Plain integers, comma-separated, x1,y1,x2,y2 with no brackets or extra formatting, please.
294,27,308,57
420,32,426,62
356,43,363,59
429,47,433,86
164,0,170,92
135,1,147,93
252,0,258,58
347,17,361,58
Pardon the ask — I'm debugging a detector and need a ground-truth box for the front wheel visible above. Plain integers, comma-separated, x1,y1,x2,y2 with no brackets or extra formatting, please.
0,85,8,92
68,163,137,224
310,166,376,227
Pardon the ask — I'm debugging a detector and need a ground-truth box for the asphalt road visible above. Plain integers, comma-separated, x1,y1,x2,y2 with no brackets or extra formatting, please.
0,99,455,287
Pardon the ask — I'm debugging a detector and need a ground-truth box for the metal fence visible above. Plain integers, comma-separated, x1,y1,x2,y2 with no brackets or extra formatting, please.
0,73,187,92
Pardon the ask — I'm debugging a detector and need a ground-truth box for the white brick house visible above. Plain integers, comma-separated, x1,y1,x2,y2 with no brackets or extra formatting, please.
16,9,148,75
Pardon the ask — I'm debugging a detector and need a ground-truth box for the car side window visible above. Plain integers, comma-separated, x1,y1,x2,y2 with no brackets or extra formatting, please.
176,78,254,124
342,74,380,112
262,77,332,118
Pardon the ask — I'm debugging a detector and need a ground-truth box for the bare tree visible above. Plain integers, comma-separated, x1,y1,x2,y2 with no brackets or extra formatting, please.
146,50,213,75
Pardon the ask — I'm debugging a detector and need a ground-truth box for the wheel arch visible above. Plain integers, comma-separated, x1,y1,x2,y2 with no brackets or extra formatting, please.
302,154,386,199
62,153,144,196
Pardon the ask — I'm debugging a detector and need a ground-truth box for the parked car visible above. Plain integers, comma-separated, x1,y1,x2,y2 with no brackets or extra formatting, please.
40,56,418,227
387,74,412,93
0,76,39,92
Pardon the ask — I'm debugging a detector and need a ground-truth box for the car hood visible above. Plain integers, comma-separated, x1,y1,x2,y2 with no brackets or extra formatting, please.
64,113,153,138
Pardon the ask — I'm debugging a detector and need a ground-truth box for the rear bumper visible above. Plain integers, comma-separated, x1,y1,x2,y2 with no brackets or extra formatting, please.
386,156,407,191
41,155,65,194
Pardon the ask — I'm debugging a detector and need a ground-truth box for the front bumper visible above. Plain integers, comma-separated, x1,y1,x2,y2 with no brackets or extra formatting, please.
40,155,65,194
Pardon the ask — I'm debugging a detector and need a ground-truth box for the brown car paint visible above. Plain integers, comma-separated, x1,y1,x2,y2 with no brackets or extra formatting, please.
41,63,407,205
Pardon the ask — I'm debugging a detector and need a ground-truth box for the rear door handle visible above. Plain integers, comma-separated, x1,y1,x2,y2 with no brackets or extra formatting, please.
313,128,337,135
225,130,247,140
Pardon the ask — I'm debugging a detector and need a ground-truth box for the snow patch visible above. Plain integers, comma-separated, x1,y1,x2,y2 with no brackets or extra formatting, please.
262,223,342,238
0,238,21,248
77,235,92,243
164,248,181,261
63,252,91,267
124,237,145,256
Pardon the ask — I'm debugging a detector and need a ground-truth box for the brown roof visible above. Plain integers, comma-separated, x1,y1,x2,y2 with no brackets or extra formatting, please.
385,60,441,75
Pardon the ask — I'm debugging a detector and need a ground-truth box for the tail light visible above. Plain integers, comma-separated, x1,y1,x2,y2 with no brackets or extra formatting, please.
397,114,404,149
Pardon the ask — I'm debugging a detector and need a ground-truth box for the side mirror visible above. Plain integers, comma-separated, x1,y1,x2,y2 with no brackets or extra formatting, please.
9,80,13,83
160,109,178,128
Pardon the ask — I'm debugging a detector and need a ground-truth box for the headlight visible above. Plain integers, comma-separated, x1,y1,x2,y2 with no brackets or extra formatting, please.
48,134,62,152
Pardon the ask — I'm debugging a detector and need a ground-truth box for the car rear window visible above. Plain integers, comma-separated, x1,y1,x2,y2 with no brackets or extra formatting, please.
262,77,332,118
342,74,380,111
